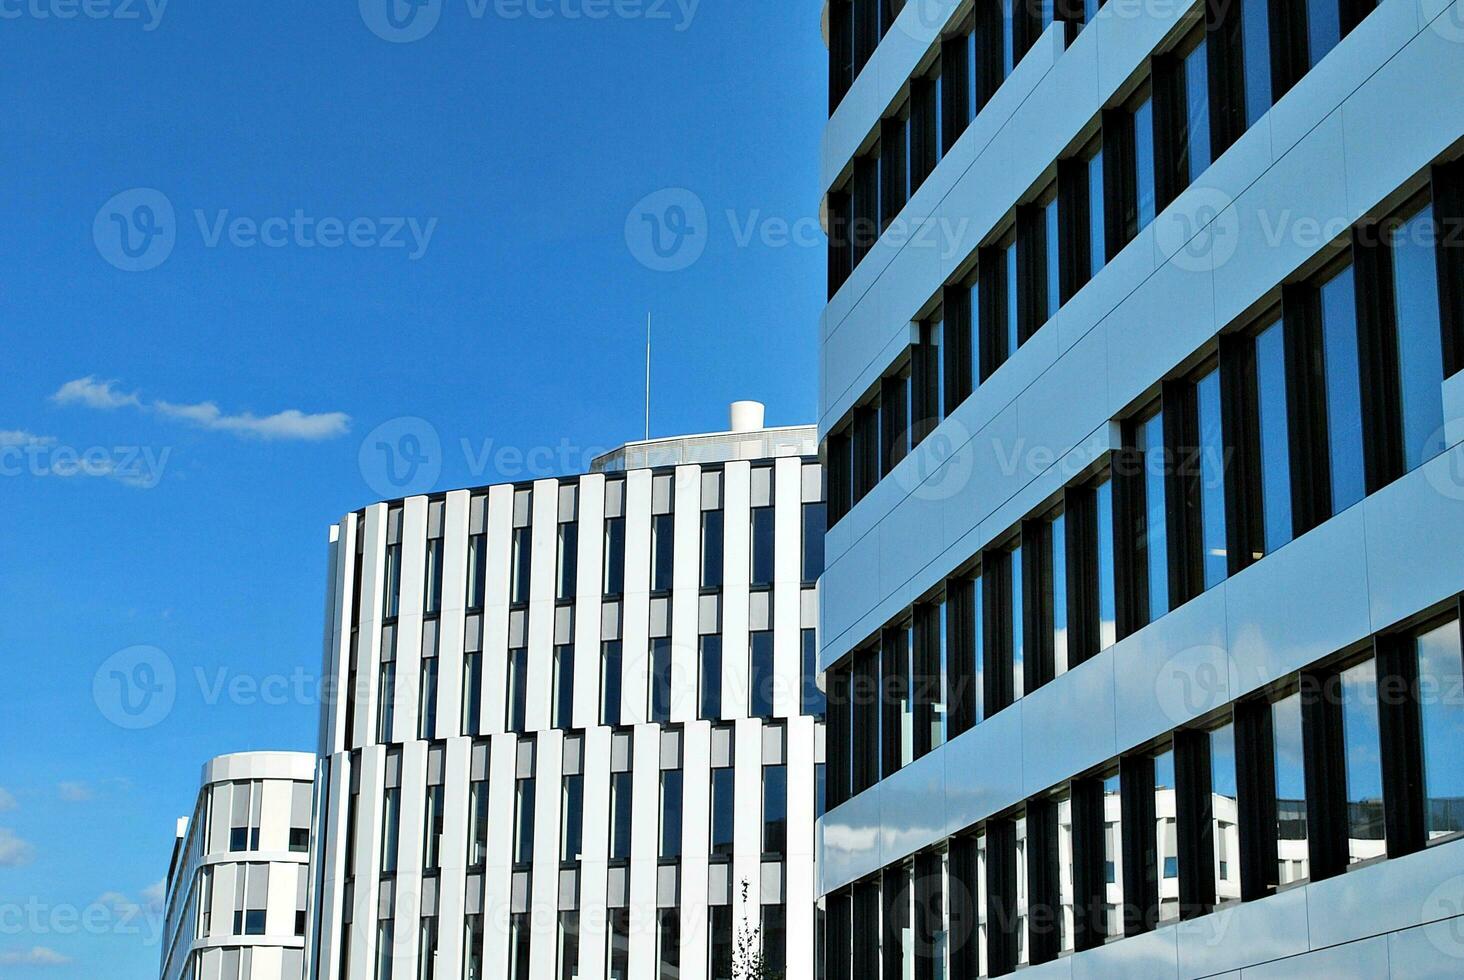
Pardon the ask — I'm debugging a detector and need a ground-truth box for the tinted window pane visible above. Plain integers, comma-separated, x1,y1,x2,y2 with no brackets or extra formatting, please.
1184,40,1211,184
803,503,827,582
1096,478,1118,649
603,518,626,594
601,641,623,727
1010,544,1025,701
609,772,632,861
1272,693,1310,884
1241,0,1273,125
1211,724,1240,902
1102,772,1124,935
1005,240,1020,356
1306,0,1341,67
652,514,675,593
764,765,789,855
1088,146,1106,276
750,632,775,718
802,628,826,718
1256,321,1294,553
660,770,683,859
650,638,672,723
1392,203,1446,472
1045,196,1061,318
514,779,536,865
1142,411,1169,620
1340,659,1386,864
700,636,723,720
711,767,735,857
557,523,578,600
1154,749,1179,922
1135,96,1157,231
1417,622,1464,840
1197,369,1228,589
1320,265,1366,513
562,776,584,863
702,509,725,589
751,507,776,587
1053,512,1069,676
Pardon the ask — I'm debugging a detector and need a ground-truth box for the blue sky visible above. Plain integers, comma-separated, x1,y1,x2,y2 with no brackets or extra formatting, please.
0,3,825,975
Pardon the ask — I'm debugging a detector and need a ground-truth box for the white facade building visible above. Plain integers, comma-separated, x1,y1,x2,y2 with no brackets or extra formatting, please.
819,0,1464,976
305,406,829,980
160,752,316,980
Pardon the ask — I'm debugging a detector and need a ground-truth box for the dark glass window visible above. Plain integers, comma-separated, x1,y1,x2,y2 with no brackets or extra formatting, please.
751,506,776,588
1272,692,1310,885
651,513,675,594
762,904,787,976
1010,541,1025,701
552,644,574,730
561,775,584,864
1182,37,1212,187
603,516,626,595
1211,724,1240,903
513,777,535,866
764,765,789,856
803,627,826,718
700,635,723,720
556,523,578,600
657,909,681,980
1340,658,1385,865
1087,142,1106,276
507,648,528,733
1135,92,1157,232
1241,0,1273,126
750,632,776,718
1416,620,1464,841
462,652,482,735
1391,202,1446,472
1096,477,1118,650
1138,408,1169,623
1320,264,1367,514
1196,367,1228,590
660,769,683,859
466,533,487,610
702,509,725,589
601,641,623,727
608,909,630,980
510,527,531,605
710,905,733,979
1256,320,1295,553
711,767,735,858
509,913,531,980
424,538,443,615
1044,193,1061,323
609,771,632,862
1306,0,1342,68
418,658,438,739
1154,748,1179,923
803,502,827,582
650,638,673,723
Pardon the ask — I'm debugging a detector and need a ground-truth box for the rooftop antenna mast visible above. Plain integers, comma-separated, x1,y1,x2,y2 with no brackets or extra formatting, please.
644,312,652,441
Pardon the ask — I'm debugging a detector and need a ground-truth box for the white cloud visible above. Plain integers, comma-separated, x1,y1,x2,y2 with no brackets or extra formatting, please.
0,828,35,867
0,430,56,448
50,376,141,410
154,400,350,441
50,376,350,442
57,782,93,803
141,879,166,913
0,947,70,966
0,788,15,812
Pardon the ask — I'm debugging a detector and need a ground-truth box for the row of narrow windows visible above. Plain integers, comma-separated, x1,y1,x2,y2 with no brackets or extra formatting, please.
827,165,1464,801
826,605,1464,977
829,0,1381,295
330,733,811,980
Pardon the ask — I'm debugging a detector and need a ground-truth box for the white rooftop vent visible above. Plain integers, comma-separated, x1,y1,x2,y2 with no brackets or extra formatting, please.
730,401,766,433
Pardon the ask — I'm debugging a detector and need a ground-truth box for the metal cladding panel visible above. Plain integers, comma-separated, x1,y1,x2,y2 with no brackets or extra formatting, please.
785,713,818,979
678,721,713,980
671,465,703,725
321,522,347,754
577,726,613,980
722,462,753,719
573,475,608,731
733,717,765,938
773,455,804,719
434,736,473,976
628,723,662,979
528,728,564,980
524,480,560,735
482,734,519,978
391,496,428,746
620,470,653,726
353,504,388,751
480,483,515,736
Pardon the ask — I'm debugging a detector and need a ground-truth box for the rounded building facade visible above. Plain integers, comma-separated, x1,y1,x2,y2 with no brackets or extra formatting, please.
306,420,828,980
160,751,317,980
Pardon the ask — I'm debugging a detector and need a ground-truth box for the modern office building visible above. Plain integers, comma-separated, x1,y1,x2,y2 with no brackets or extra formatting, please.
819,0,1464,976
304,404,829,980
159,752,317,980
